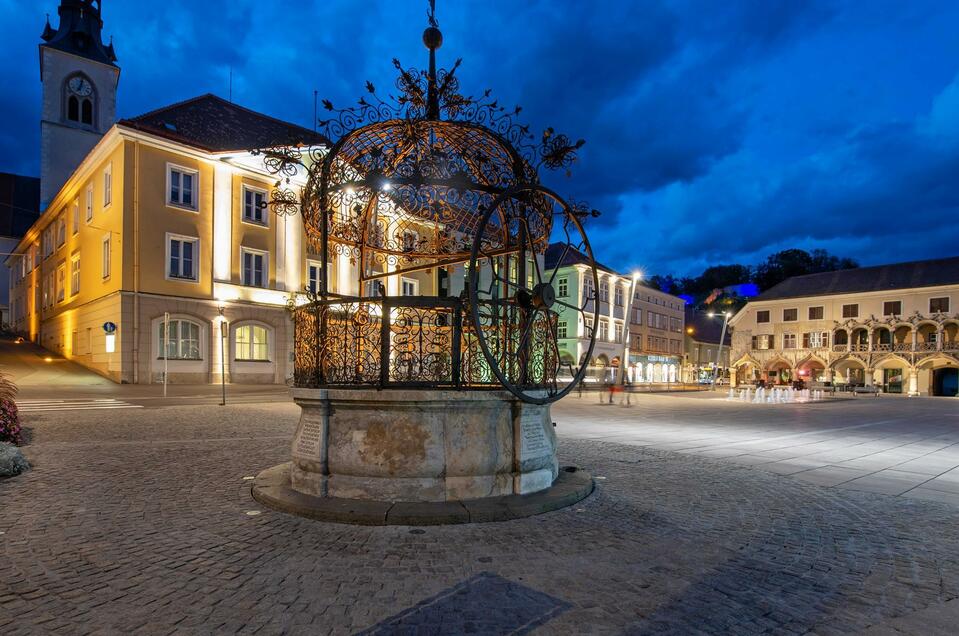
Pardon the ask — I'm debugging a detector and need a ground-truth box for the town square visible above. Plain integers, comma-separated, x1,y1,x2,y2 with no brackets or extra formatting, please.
2,1,959,634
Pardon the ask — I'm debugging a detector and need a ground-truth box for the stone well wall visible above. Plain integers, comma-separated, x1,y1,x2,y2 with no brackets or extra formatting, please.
290,388,558,502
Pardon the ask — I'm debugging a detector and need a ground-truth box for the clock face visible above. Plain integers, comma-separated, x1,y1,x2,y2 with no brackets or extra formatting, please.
68,77,93,97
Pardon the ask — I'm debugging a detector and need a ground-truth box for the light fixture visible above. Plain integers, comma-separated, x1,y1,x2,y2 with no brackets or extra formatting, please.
381,180,392,192
707,312,714,318
44,356,53,363
632,270,643,282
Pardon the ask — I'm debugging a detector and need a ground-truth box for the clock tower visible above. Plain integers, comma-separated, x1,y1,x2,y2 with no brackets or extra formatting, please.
39,0,119,209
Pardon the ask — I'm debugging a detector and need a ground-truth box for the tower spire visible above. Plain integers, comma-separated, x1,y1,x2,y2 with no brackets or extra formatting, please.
423,0,442,120
40,0,117,67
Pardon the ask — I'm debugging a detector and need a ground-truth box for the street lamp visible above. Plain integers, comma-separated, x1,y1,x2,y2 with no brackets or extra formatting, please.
616,270,643,387
707,310,731,390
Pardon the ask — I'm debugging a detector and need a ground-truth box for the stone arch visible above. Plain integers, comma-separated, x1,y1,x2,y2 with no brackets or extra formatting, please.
764,355,791,372
765,356,792,385
915,353,959,370
796,353,827,382
872,354,912,370
732,353,761,369
832,354,866,386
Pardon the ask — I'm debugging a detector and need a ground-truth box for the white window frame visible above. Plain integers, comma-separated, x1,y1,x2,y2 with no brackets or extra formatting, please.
157,318,203,361
807,306,824,320
401,277,419,296
882,299,902,317
929,297,950,314
306,260,322,295
240,246,268,288
233,323,271,362
70,253,80,296
85,185,94,222
56,215,66,248
557,320,568,339
241,184,270,227
783,308,798,322
166,163,199,211
56,263,65,303
598,318,609,341
783,333,797,349
103,162,112,208
165,233,200,283
101,233,111,279
557,277,568,298
72,199,80,235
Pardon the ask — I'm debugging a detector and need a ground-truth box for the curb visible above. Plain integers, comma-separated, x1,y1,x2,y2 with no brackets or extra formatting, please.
251,463,594,526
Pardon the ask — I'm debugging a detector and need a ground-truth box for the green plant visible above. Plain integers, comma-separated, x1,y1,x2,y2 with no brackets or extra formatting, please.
0,372,20,445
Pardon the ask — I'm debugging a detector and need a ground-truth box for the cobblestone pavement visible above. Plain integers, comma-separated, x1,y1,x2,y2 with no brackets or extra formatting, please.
2,400,959,634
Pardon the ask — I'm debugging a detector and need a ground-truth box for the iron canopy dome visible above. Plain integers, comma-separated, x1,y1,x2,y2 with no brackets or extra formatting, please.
259,9,602,404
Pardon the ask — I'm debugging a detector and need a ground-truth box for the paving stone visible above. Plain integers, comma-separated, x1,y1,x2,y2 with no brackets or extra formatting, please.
2,400,959,633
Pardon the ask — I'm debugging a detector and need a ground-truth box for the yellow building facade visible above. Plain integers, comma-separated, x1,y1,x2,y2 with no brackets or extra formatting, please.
8,95,335,384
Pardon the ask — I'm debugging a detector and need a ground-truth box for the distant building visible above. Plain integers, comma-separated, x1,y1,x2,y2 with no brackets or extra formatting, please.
683,307,731,384
545,244,685,384
0,173,41,326
728,257,959,396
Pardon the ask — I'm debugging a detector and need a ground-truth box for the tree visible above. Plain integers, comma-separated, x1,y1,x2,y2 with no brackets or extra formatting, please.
646,249,858,310
753,249,858,292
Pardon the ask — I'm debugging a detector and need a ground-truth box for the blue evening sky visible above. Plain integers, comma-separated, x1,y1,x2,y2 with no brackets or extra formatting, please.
2,1,958,278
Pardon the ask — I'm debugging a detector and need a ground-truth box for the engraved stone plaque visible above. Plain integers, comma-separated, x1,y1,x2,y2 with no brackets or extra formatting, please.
519,410,550,460
294,416,323,458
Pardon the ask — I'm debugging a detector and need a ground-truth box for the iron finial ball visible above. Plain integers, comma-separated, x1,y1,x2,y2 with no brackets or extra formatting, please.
423,26,443,50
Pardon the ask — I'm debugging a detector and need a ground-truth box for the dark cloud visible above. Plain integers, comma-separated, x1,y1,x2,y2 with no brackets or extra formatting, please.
1,0,957,278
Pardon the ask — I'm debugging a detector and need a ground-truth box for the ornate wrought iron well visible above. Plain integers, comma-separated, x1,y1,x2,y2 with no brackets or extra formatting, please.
252,4,601,509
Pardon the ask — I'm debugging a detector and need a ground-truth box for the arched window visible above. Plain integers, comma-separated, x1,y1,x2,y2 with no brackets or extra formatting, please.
64,74,96,127
68,96,80,122
81,99,93,125
158,319,201,360
235,324,270,361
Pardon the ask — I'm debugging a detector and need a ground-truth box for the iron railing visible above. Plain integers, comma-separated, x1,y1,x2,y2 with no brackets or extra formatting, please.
292,295,557,390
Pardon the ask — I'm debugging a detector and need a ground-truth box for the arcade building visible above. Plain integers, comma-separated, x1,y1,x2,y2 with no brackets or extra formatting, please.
728,256,959,397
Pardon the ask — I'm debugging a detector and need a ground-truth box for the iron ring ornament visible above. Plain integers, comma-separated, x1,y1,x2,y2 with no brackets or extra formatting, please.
255,10,602,404
468,184,601,404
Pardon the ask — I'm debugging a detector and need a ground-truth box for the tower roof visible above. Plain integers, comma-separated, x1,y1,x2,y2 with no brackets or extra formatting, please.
40,0,118,68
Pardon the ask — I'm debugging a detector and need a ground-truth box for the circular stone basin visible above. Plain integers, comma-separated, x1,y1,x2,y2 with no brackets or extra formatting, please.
288,388,562,502
250,388,593,523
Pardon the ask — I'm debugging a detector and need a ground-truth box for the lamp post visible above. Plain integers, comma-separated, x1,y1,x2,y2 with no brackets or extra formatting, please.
218,303,227,406
708,310,731,391
616,271,643,387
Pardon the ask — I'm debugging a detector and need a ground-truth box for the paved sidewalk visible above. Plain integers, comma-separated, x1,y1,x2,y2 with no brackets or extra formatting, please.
554,391,959,506
3,401,959,633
